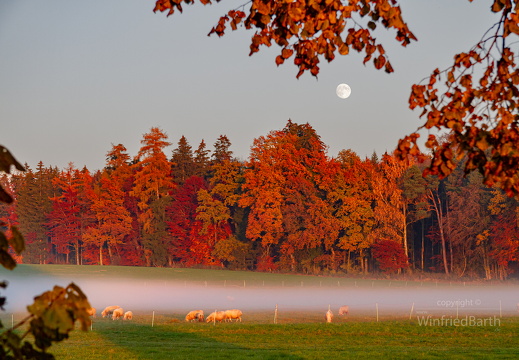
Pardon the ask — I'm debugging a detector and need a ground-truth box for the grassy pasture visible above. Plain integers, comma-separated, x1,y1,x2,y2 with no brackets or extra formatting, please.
47,315,518,359
2,265,519,359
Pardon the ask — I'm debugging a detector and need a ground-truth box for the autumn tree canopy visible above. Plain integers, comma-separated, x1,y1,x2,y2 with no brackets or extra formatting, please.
3,122,519,279
154,0,519,197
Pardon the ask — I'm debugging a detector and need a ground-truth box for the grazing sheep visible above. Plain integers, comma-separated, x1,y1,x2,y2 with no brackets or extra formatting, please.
206,311,226,323
338,305,349,316
87,307,96,318
325,309,333,323
196,312,205,322
112,307,124,320
123,311,133,320
185,310,204,322
224,309,243,322
102,305,121,318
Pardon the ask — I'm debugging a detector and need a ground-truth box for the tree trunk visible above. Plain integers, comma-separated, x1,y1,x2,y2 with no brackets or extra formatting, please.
428,189,449,275
108,244,113,265
402,204,409,259
76,240,81,265
421,219,425,270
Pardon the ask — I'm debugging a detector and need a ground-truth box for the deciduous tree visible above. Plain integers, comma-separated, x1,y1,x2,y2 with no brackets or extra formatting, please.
47,165,82,264
330,150,375,273
372,239,409,274
83,175,133,265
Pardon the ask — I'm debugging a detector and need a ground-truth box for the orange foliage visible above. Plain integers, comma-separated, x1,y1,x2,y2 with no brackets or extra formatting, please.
154,0,415,78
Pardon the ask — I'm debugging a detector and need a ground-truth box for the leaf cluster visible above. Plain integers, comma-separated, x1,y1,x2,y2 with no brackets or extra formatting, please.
1,284,91,360
397,0,519,197
154,0,416,78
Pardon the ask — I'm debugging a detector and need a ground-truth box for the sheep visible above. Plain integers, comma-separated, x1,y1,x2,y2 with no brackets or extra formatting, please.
101,305,121,318
206,311,226,323
123,311,133,320
185,310,204,322
112,307,124,320
196,312,205,322
224,309,243,322
325,309,333,323
338,305,349,316
87,307,96,318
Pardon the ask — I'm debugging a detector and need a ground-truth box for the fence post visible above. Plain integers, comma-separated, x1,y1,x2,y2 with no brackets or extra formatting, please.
499,300,502,318
376,303,379,322
409,303,414,320
274,304,278,324
152,311,155,327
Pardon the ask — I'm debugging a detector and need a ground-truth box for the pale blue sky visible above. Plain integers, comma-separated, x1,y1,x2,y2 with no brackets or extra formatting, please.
1,1,498,171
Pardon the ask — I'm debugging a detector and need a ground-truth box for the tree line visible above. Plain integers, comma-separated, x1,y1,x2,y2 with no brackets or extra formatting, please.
1,121,518,279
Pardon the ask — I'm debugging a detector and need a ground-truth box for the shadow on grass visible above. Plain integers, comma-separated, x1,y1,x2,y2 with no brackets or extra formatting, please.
94,321,304,360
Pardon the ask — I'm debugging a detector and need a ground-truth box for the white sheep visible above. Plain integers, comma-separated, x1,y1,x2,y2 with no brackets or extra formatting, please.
123,311,133,320
112,307,124,320
339,305,349,316
224,309,243,322
101,305,121,318
185,310,204,322
206,311,226,323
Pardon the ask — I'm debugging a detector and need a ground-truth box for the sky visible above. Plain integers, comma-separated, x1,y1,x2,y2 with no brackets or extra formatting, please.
0,0,500,171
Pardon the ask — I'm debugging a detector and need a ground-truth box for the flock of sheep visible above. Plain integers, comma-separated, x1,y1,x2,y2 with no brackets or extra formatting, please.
87,305,349,323
185,309,243,323
326,305,349,323
87,305,133,320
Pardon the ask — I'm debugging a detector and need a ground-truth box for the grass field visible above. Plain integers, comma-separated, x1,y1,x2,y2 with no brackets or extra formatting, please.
2,265,519,359
48,315,518,359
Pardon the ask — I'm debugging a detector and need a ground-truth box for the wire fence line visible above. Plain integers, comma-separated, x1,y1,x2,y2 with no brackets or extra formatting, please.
139,278,518,289
2,299,516,330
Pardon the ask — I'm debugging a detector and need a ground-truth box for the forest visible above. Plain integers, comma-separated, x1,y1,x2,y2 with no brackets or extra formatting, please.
1,121,518,280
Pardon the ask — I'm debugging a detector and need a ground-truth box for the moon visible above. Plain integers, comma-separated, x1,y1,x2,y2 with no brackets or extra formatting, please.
336,83,351,99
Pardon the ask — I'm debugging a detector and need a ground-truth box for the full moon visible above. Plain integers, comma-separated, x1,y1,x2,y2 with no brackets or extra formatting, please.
336,83,351,99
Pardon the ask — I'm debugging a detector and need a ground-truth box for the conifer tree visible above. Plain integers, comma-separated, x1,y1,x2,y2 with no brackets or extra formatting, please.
171,135,195,185
131,127,175,266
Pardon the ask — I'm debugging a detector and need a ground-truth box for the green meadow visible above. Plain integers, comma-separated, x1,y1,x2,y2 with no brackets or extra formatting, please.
50,316,519,359
1,265,519,359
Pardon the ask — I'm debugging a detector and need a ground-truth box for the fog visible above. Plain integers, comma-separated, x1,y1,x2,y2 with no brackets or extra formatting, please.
1,274,518,317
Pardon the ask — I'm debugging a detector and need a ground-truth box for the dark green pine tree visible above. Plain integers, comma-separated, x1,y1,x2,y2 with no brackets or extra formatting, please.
194,140,211,179
16,162,58,264
171,136,195,185
212,135,233,164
